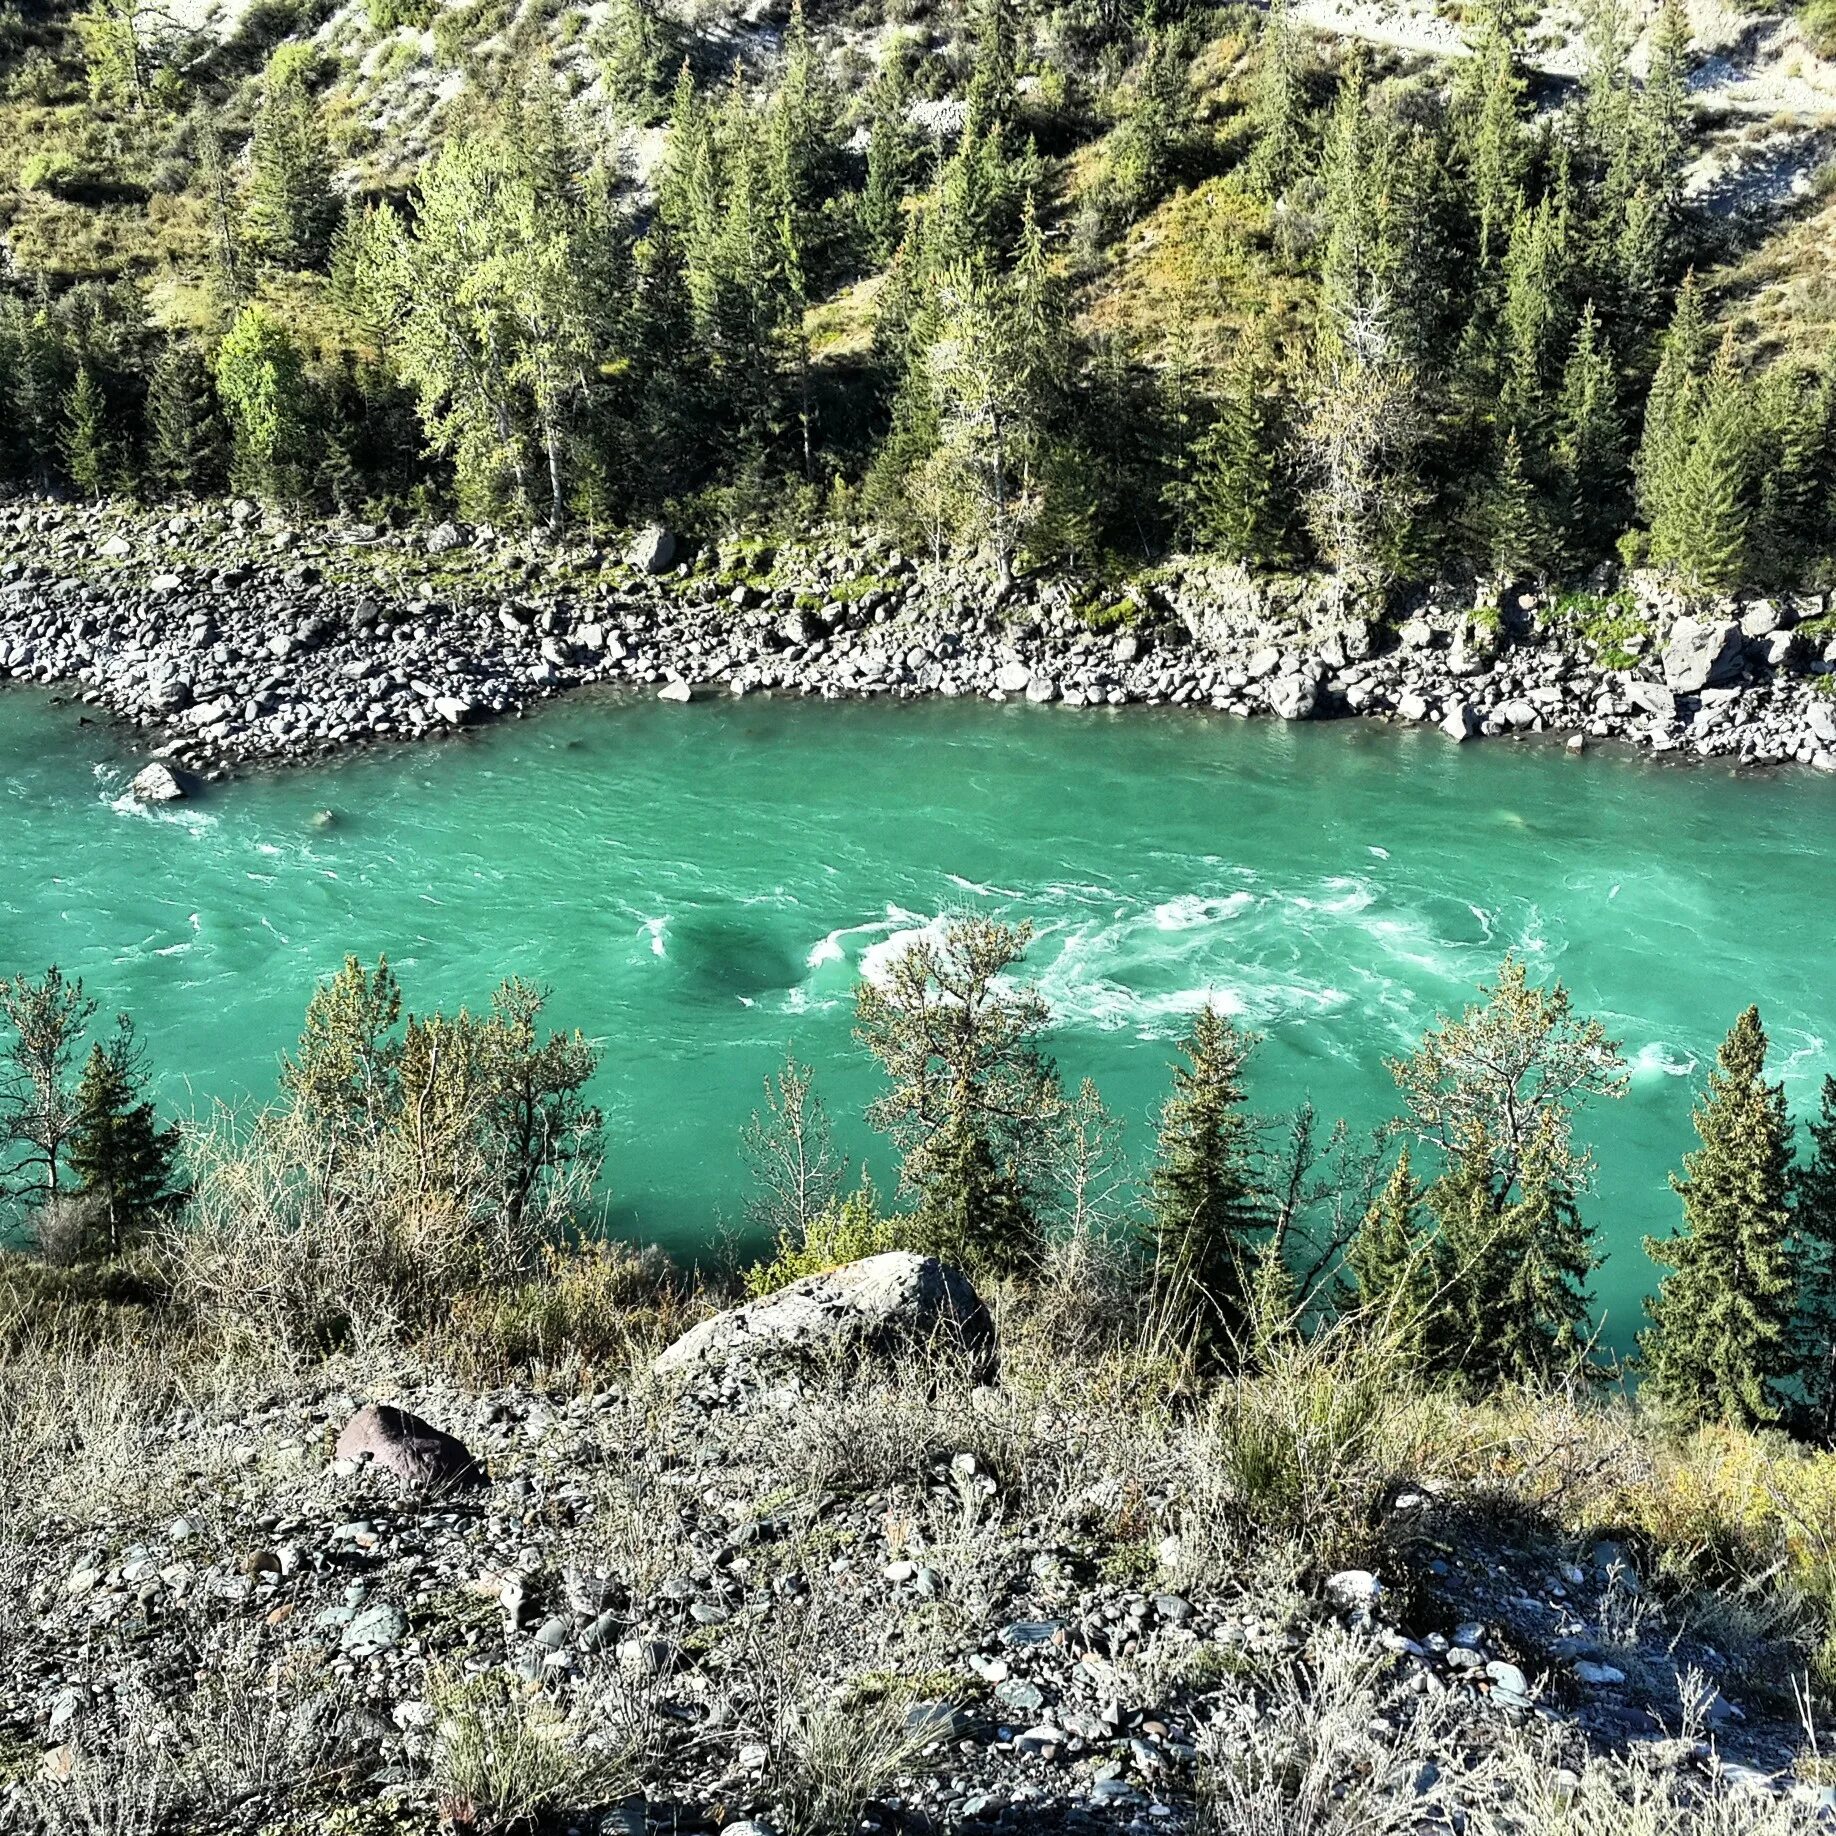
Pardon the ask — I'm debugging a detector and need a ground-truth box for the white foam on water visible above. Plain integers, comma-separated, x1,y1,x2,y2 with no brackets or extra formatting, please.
858,908,952,987
1368,845,1390,859
642,916,668,958
107,792,218,833
1628,1040,1698,1081
1150,892,1256,930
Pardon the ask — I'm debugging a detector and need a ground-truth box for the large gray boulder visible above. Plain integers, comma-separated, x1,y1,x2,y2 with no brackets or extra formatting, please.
629,525,678,575
1661,617,1743,693
1267,671,1319,720
127,762,194,803
334,1403,483,1491
653,1251,996,1383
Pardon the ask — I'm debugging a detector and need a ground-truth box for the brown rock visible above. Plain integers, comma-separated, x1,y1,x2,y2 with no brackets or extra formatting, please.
334,1403,484,1491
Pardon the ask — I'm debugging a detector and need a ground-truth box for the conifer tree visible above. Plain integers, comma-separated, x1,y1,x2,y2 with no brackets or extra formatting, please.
1795,1075,1836,1439
1348,1145,1434,1349
1552,302,1623,553
594,0,673,125
1651,328,1751,589
1475,426,1547,579
68,1020,180,1257
1148,1005,1265,1361
1391,957,1625,1387
860,46,918,264
1499,193,1568,440
1634,271,1708,531
1192,323,1295,568
1634,0,1692,217
855,913,1061,1271
1458,0,1530,269
242,47,338,270
1246,0,1305,200
60,362,112,501
146,336,224,499
1641,1007,1797,1429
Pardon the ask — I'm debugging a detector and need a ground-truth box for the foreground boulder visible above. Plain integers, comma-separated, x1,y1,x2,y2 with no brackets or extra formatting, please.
629,524,677,575
653,1251,997,1384
334,1403,484,1490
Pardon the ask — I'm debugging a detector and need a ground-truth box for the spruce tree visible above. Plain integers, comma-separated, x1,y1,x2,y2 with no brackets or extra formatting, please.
146,336,224,499
60,362,112,501
1246,0,1304,201
595,0,673,126
1651,328,1752,590
1552,301,1623,555
215,303,316,508
860,48,917,265
1192,324,1294,567
1348,1145,1435,1351
1641,1007,1797,1429
1476,427,1547,579
1147,1005,1265,1362
67,1021,180,1257
1634,271,1708,532
913,1109,1037,1276
242,48,339,270
1795,1075,1836,1439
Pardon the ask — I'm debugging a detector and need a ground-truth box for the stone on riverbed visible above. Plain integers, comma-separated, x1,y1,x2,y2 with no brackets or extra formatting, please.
652,1251,997,1385
127,762,193,803
1662,617,1743,693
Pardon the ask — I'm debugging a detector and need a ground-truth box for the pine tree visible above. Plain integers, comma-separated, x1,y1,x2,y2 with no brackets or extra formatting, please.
1795,1075,1836,1439
1633,271,1708,531
242,48,339,270
60,362,112,501
146,336,224,499
1499,193,1568,440
1192,323,1295,567
1552,302,1623,555
67,1021,180,1258
1348,1144,1434,1350
1634,0,1692,215
1148,1005,1265,1362
1247,0,1305,200
1651,328,1751,590
1641,1008,1797,1429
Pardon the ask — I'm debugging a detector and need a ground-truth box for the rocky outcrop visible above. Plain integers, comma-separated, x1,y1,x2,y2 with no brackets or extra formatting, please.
653,1251,997,1385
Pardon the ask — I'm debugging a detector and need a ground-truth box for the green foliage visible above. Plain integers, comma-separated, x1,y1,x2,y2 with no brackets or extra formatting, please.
1389,956,1626,1390
1147,1005,1264,1363
0,967,98,1213
854,912,1060,1276
1642,1008,1799,1430
744,1185,916,1297
1553,589,1649,669
215,302,316,507
60,362,113,501
242,47,338,271
67,1021,181,1257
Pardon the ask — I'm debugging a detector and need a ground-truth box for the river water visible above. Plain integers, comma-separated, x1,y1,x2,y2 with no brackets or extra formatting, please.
4,687,1830,1351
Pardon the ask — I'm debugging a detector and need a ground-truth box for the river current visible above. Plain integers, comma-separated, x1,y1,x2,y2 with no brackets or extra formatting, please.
4,687,1831,1351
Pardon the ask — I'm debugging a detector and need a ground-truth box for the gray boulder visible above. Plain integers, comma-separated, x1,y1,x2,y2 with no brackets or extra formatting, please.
653,1251,997,1383
334,1403,483,1491
629,525,678,575
127,762,193,803
1662,617,1743,693
1627,679,1679,722
1440,703,1478,742
1267,671,1319,720
425,521,466,556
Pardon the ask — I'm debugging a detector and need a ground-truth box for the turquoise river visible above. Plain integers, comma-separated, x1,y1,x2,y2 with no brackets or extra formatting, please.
3,687,1832,1352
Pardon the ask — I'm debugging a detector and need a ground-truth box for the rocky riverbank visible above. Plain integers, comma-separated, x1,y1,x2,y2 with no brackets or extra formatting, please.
2,499,1834,786
4,1250,1830,1836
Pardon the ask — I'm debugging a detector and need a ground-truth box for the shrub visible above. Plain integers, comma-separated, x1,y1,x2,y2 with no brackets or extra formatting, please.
743,1187,919,1298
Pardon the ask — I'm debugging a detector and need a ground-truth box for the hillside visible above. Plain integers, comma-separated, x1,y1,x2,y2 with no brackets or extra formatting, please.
0,0,1832,600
